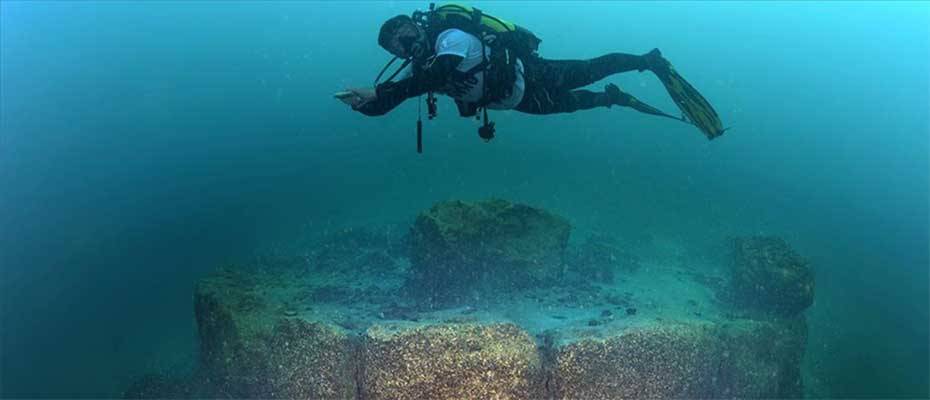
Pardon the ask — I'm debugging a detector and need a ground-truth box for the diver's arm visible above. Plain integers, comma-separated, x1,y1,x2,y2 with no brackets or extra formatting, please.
353,55,463,116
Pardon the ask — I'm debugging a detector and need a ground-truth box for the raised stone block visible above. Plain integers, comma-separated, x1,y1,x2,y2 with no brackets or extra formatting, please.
550,318,806,399
360,322,543,400
406,199,571,306
716,317,807,398
550,322,721,399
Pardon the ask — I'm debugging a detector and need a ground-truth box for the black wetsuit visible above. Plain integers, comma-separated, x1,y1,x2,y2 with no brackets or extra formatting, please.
516,53,647,114
355,54,463,117
355,52,648,117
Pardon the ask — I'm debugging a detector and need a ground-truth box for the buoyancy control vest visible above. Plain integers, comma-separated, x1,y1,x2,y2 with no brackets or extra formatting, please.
375,3,542,148
414,3,541,109
418,3,541,60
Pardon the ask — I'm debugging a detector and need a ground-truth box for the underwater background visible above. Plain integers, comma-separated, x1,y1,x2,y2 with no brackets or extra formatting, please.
1,1,927,398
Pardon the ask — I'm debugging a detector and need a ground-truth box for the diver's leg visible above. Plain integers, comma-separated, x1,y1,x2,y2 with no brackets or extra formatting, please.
530,54,649,92
515,85,610,115
516,82,677,116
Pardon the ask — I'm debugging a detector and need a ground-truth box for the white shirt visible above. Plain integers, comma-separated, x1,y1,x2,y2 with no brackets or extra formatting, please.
434,29,525,110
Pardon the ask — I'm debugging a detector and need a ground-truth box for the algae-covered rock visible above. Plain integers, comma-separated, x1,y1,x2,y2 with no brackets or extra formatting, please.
550,318,807,399
360,322,543,400
194,269,356,398
550,322,722,399
730,236,814,316
406,199,571,305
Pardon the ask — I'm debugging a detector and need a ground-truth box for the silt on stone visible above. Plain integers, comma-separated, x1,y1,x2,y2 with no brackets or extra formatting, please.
405,199,571,306
550,322,721,399
360,322,543,400
550,318,807,399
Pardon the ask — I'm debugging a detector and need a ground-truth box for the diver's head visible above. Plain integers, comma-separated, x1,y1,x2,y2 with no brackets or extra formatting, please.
378,15,427,59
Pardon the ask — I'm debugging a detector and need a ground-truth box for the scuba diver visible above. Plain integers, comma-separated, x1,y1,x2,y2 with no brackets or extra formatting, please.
337,4,725,151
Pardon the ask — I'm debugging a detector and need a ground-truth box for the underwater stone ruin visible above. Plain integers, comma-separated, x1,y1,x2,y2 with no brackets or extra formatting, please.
124,198,813,399
406,198,571,307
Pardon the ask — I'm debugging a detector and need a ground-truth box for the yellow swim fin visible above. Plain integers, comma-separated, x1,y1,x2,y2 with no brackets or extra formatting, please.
645,49,727,140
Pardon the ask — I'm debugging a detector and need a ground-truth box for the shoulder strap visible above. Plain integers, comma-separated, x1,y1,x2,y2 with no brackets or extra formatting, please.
470,7,484,32
374,57,412,86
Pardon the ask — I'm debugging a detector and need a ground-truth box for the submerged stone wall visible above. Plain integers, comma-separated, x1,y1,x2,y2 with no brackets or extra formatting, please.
361,323,544,400
126,268,807,399
125,199,812,399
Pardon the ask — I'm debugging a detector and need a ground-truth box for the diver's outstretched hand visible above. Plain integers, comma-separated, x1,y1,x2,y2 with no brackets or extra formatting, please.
336,87,377,108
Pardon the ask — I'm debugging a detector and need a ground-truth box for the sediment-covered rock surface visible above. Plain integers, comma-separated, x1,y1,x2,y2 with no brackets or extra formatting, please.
551,318,806,399
361,323,543,400
126,199,812,399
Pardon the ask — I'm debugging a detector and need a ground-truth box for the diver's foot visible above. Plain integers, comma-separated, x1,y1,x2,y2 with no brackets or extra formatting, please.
605,83,634,107
641,48,670,72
